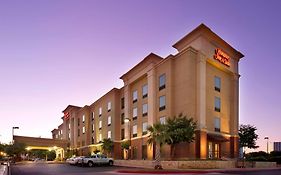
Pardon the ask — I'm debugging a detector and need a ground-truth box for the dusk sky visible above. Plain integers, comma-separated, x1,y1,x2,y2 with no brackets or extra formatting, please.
0,0,280,152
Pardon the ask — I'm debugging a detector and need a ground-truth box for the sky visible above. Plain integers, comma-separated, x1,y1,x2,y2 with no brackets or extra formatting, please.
0,0,281,152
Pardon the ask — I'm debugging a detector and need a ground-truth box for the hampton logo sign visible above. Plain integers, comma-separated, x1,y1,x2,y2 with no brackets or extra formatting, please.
214,48,230,67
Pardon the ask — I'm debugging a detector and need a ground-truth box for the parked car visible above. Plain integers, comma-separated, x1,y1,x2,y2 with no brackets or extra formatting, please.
67,156,85,165
82,154,114,167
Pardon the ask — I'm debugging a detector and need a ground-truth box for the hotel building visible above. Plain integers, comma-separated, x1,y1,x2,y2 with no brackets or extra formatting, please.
52,24,244,160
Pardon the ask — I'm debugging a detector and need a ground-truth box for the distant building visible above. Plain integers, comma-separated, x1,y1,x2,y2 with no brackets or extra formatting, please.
273,142,281,151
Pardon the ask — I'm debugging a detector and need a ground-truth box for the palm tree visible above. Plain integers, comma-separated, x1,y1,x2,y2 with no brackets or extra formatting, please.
101,138,114,157
147,123,171,169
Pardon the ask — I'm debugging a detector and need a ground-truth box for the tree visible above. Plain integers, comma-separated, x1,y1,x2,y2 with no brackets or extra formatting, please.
166,113,196,158
5,142,26,157
101,138,114,157
121,140,130,160
147,123,171,169
239,124,259,157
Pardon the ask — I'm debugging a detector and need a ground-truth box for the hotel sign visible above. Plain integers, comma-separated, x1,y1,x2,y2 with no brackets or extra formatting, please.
214,48,230,67
64,112,70,120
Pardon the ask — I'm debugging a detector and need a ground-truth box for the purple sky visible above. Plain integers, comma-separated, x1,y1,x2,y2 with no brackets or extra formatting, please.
0,0,280,152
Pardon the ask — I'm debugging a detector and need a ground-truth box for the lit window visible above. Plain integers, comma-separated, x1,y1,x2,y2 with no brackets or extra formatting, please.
133,107,138,120
214,117,221,132
133,125,137,137
99,107,102,116
61,130,63,135
108,116,111,126
99,133,102,142
142,84,148,98
215,97,221,112
108,131,111,139
159,74,166,90
92,112,94,120
215,76,221,92
68,133,71,139
82,115,85,123
99,120,102,129
92,124,94,132
142,103,148,116
159,96,166,111
107,102,111,112
160,116,166,124
82,126,85,134
142,122,148,135
133,90,138,103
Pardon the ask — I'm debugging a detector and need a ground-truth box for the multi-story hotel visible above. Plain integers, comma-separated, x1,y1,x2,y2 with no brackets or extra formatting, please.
52,24,244,160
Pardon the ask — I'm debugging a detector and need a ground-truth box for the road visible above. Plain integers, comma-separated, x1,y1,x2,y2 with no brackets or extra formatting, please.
11,162,281,175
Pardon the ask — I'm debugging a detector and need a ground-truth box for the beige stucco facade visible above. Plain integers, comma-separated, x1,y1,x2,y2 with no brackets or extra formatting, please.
52,24,243,160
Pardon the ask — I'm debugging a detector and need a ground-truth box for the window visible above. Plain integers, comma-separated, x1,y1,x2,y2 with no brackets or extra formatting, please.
215,76,221,92
142,103,148,116
78,129,80,137
142,84,148,98
68,133,70,139
159,74,166,90
99,107,102,116
133,125,137,137
108,131,111,139
77,118,80,126
108,116,111,126
133,90,138,103
91,112,94,120
92,124,95,132
215,97,221,112
107,102,111,112
82,115,85,123
159,96,166,111
121,113,125,125
92,136,95,144
99,133,102,143
214,143,220,159
121,129,125,140
133,107,138,120
214,117,221,132
99,120,102,129
208,142,213,159
142,122,148,135
82,126,85,134
121,98,125,109
160,116,166,124
68,123,70,130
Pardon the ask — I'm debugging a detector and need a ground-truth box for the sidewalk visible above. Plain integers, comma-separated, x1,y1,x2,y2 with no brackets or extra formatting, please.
0,165,7,175
116,167,281,174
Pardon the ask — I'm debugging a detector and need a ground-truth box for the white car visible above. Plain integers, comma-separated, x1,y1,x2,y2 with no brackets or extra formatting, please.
82,154,114,167
67,156,85,165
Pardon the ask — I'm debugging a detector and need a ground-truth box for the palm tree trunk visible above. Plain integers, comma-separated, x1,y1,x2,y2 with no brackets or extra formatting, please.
154,143,162,169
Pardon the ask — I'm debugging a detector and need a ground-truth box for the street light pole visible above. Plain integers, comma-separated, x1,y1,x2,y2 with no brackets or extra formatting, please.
124,118,131,159
264,137,269,154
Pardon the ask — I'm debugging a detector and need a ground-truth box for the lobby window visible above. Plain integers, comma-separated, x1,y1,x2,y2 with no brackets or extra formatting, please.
82,115,85,123
99,107,102,116
214,117,221,132
108,131,111,139
77,118,80,126
121,129,125,140
133,107,138,120
121,113,125,125
121,98,125,109
142,84,148,98
142,103,148,116
99,133,102,143
160,116,166,124
78,129,80,137
107,102,111,112
99,120,102,129
133,125,137,138
92,124,95,133
91,112,95,120
159,74,166,90
214,76,221,92
159,96,166,111
215,97,221,112
133,90,138,103
108,116,111,126
142,122,148,135
82,126,85,134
